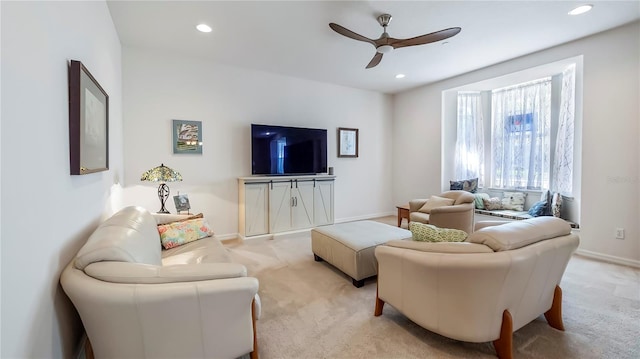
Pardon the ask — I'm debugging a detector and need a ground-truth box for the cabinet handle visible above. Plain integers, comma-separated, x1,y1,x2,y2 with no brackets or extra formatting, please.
295,179,298,188
295,197,298,206
290,180,293,188
291,197,294,207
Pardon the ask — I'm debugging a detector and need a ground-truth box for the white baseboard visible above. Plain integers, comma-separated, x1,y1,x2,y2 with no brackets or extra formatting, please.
216,232,242,241
575,249,640,268
335,211,395,224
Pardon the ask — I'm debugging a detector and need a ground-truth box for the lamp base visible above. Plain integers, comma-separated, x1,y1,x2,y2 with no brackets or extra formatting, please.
157,183,170,214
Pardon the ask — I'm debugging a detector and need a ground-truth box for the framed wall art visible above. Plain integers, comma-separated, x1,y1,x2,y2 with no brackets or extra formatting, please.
173,193,191,213
173,119,202,154
338,127,358,158
68,60,109,175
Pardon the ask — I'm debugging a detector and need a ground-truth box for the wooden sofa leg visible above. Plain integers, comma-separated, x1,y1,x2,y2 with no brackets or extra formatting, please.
493,310,513,359
85,337,94,359
544,285,565,331
250,298,259,359
374,285,385,316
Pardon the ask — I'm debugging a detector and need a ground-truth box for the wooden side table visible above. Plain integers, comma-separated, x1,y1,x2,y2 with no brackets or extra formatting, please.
396,205,410,227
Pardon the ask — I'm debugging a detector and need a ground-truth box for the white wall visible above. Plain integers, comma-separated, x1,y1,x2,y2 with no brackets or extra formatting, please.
0,1,123,357
121,47,394,237
393,22,640,265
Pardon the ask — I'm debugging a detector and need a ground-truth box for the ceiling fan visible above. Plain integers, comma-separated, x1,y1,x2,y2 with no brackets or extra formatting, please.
329,14,461,69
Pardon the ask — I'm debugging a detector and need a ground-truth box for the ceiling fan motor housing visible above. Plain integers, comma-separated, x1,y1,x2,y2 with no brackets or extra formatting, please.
377,14,392,27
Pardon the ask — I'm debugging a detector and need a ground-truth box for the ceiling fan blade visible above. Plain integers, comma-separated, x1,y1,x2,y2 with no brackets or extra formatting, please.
391,27,461,49
329,23,375,45
366,52,383,69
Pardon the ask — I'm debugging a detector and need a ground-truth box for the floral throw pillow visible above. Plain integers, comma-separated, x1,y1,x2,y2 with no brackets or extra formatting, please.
483,197,503,210
158,218,214,249
551,192,563,217
501,192,527,211
450,178,478,193
409,222,468,242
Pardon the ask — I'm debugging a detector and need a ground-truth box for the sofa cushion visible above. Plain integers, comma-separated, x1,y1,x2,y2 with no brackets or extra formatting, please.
158,217,214,249
409,222,468,242
467,216,571,251
418,195,455,213
162,236,232,264
75,206,162,270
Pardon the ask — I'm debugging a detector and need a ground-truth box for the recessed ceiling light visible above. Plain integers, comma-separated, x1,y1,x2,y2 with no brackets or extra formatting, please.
395,74,405,79
568,4,593,15
196,24,212,33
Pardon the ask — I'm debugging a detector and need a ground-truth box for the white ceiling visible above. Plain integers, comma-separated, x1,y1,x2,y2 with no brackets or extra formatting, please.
107,1,640,94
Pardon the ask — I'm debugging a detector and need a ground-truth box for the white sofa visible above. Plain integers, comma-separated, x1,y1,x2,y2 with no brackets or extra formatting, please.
374,217,579,359
60,206,260,359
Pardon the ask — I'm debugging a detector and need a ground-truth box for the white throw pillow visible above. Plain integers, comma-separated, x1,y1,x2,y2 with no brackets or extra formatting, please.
418,195,455,213
501,192,527,211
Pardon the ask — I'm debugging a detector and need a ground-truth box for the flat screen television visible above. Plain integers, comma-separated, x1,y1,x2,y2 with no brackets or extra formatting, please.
251,124,327,175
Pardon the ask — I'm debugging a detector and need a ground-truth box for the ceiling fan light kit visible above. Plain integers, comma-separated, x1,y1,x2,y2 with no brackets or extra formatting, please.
329,13,461,69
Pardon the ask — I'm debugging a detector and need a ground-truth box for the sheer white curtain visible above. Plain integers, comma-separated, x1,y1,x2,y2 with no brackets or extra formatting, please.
552,64,575,195
491,78,551,189
454,92,484,185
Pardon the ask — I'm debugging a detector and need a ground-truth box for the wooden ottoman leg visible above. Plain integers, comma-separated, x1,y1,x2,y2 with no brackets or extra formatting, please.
352,278,364,288
313,254,323,262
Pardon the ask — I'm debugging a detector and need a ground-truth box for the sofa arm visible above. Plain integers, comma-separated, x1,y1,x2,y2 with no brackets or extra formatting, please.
61,262,259,359
409,199,428,212
84,261,248,284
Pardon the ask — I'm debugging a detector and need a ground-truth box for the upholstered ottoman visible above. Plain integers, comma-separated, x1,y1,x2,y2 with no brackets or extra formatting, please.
311,220,412,287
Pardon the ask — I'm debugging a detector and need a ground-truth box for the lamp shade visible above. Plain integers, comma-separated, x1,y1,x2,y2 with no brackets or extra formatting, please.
140,163,183,183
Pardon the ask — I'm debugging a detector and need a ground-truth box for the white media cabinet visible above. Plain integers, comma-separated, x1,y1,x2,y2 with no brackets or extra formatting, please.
238,175,335,237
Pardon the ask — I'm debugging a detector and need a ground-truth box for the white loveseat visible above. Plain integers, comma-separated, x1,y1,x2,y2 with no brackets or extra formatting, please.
60,206,260,359
374,217,579,359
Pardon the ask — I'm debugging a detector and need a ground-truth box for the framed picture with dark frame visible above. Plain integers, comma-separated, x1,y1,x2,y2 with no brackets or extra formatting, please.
338,127,359,158
173,119,203,154
173,194,191,213
68,60,109,175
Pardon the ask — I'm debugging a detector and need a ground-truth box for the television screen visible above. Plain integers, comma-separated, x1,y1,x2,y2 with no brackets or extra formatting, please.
251,124,327,175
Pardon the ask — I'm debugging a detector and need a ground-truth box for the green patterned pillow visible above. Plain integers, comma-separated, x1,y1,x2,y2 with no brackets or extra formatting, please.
409,222,468,242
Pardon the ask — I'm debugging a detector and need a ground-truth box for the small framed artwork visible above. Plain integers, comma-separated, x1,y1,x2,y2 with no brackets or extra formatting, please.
173,194,191,213
68,60,109,175
338,127,359,158
173,119,202,154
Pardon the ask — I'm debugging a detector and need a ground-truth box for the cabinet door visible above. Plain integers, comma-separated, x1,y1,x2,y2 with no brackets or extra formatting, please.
291,181,314,230
269,182,292,233
314,180,334,226
244,183,269,236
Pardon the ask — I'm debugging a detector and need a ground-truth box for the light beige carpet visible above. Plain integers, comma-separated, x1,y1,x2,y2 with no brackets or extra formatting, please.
225,219,640,359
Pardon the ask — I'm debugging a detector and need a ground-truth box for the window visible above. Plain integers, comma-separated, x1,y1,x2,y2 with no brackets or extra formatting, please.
455,65,575,194
491,78,551,190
